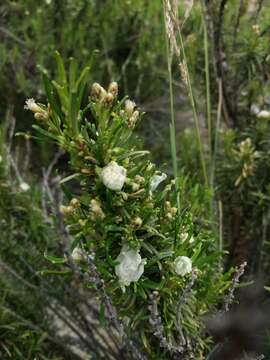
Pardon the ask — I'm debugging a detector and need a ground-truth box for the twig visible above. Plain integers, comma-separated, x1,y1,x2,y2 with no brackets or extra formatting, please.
149,291,185,356
223,261,247,312
0,26,27,47
176,270,197,349
86,254,147,360
23,135,31,175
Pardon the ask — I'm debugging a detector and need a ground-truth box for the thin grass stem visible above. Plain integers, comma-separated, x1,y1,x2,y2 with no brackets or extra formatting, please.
163,2,180,211
177,28,208,186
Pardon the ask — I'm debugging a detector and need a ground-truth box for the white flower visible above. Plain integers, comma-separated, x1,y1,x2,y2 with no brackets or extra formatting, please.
115,244,146,287
149,172,167,192
71,246,86,262
19,182,30,192
24,98,43,113
173,256,192,276
100,161,126,191
257,110,270,120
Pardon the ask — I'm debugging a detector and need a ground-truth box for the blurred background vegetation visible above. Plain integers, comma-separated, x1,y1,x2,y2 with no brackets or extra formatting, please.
1,0,270,358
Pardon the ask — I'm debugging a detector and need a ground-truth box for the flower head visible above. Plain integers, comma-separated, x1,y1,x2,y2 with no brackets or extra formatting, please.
173,256,192,276
115,244,146,287
24,98,43,113
108,82,118,98
91,82,107,102
125,100,136,116
100,161,126,191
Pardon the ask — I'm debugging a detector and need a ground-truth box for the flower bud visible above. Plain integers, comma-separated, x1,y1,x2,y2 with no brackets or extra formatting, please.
60,205,73,215
252,24,260,35
103,92,114,106
70,198,80,208
34,112,47,121
132,217,143,228
24,98,44,113
134,175,145,184
131,182,140,192
78,219,87,227
125,100,136,116
90,199,105,220
128,110,139,128
91,82,107,102
108,82,118,98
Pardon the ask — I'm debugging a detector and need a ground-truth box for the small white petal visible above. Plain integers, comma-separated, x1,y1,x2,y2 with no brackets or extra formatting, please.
100,161,126,191
174,256,192,276
150,173,167,192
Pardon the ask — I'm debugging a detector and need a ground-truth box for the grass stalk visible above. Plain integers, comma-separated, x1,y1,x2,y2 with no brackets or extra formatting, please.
203,14,212,163
163,3,180,211
177,29,208,186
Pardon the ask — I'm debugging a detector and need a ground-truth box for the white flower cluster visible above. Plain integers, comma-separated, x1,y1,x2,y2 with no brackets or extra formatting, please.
115,244,146,287
100,161,126,191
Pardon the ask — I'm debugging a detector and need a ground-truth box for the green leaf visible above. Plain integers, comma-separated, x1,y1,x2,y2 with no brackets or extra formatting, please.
69,90,79,135
54,51,67,86
32,125,58,141
39,68,63,120
69,57,78,91
77,66,91,106
39,269,72,276
44,252,67,264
